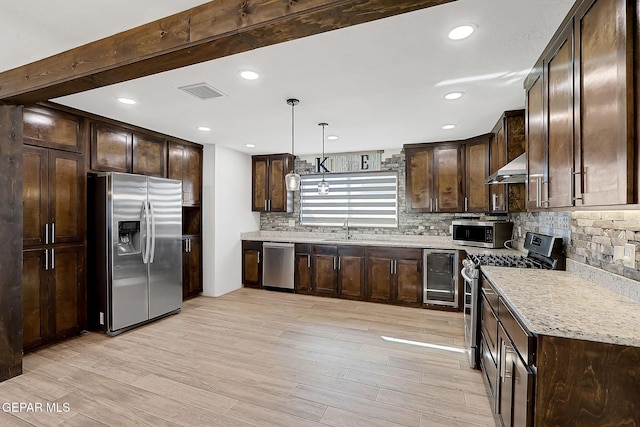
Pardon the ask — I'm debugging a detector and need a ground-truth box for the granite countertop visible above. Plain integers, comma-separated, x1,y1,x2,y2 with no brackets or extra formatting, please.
481,266,640,347
241,231,523,255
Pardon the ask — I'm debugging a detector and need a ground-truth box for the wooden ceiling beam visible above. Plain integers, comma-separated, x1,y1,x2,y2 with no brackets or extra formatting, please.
0,0,454,103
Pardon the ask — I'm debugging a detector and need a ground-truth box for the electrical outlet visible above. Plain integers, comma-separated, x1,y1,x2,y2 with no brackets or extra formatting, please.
288,219,296,227
614,246,625,261
624,243,636,268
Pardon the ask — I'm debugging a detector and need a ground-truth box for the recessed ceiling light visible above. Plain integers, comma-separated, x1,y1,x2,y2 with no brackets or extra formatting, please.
239,70,259,80
448,25,475,40
444,92,464,100
442,124,456,130
198,126,211,132
327,135,339,140
245,144,256,148
118,97,136,105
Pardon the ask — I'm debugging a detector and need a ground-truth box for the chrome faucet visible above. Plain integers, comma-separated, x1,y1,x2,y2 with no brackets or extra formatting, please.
344,218,350,240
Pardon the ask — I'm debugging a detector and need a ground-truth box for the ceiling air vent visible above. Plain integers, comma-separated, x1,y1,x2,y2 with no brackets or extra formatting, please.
178,83,225,100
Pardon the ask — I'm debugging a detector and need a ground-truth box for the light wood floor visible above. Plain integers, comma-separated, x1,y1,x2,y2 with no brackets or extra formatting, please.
0,289,495,426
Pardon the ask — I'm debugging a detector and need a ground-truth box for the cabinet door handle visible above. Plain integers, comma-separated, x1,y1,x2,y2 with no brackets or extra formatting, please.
435,198,438,212
338,256,341,270
51,222,55,243
333,256,337,270
504,345,515,380
500,340,507,381
390,260,394,275
571,167,583,201
45,224,49,245
464,197,468,212
395,260,398,275
429,199,433,212
257,251,260,264
307,254,310,268
51,249,55,270
268,200,271,211
44,249,48,271
265,200,268,211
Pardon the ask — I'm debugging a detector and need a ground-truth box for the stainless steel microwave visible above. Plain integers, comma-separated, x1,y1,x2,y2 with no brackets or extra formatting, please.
452,220,513,248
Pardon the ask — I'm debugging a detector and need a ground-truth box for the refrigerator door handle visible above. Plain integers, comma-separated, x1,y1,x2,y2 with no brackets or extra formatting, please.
149,201,157,263
142,201,151,264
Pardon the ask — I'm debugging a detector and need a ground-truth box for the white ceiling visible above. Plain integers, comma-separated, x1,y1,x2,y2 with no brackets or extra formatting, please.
1,0,575,156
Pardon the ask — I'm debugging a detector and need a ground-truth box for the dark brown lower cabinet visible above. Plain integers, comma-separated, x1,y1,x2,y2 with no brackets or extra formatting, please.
22,245,85,353
498,324,533,427
337,246,365,300
367,247,422,307
242,240,263,288
182,236,202,299
312,245,338,296
252,241,423,307
294,244,312,294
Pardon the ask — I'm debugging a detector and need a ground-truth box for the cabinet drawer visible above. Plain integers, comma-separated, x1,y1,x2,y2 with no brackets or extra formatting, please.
480,332,497,399
499,298,533,365
481,292,498,362
481,278,499,311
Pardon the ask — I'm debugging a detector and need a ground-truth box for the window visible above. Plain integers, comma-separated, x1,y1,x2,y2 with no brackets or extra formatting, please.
300,171,398,227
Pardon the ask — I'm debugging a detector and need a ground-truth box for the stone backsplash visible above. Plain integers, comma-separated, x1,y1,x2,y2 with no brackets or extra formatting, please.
510,211,640,281
260,152,466,237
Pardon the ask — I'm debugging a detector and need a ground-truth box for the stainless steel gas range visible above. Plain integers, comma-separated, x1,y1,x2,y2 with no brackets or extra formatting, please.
461,231,565,368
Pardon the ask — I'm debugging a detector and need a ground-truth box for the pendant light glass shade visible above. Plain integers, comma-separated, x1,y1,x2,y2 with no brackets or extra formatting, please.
285,98,301,191
285,172,301,192
317,122,329,195
318,179,330,195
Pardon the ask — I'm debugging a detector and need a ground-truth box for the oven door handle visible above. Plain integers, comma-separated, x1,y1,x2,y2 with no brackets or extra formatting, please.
461,268,475,284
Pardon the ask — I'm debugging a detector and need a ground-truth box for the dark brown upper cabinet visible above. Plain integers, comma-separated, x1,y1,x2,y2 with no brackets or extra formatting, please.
488,110,526,214
405,143,464,213
464,135,490,213
132,133,167,177
574,0,634,207
23,106,82,153
23,145,85,248
168,141,202,206
90,121,168,178
525,0,636,209
526,61,546,211
252,154,293,213
90,122,131,173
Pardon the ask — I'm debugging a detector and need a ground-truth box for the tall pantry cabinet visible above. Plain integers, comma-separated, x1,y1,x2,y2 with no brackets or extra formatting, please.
168,141,203,299
22,106,86,352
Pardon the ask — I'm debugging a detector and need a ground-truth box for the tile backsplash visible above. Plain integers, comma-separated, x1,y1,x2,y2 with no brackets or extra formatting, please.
511,210,640,281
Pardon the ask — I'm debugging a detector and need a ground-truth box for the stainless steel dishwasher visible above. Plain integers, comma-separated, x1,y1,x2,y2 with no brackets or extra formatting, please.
262,242,295,290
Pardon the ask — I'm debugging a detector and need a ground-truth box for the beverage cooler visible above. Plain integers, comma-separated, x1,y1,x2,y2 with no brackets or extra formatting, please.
423,250,458,308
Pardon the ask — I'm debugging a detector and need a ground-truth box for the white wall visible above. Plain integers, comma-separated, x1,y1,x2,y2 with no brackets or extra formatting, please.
201,144,259,297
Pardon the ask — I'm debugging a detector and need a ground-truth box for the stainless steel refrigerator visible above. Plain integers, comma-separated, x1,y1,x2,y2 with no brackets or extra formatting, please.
88,172,182,335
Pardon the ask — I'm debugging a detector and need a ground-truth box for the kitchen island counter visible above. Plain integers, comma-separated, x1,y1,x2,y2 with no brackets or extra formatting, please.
481,266,640,347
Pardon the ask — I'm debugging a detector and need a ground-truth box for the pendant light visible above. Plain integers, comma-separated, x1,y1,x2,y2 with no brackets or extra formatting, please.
318,122,330,195
284,98,301,191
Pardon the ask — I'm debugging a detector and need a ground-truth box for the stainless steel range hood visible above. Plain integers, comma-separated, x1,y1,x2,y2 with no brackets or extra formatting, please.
485,153,526,184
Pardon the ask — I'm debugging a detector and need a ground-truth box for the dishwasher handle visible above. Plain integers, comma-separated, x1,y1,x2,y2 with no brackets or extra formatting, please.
263,242,295,248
